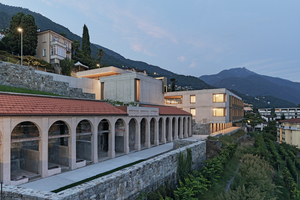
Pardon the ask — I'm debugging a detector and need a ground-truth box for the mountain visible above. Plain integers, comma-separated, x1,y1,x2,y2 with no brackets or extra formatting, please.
0,3,213,90
199,67,300,106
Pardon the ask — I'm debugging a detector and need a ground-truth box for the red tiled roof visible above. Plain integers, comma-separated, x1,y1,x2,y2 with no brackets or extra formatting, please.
116,106,128,113
0,93,127,116
280,118,300,123
141,104,191,116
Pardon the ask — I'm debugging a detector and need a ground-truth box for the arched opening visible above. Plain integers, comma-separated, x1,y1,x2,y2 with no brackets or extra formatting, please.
150,118,156,145
178,118,181,138
172,117,176,139
183,117,186,137
140,118,147,149
166,117,170,142
11,121,40,183
76,120,92,167
188,117,191,136
48,121,70,173
159,118,163,144
115,119,125,156
129,118,136,152
98,119,110,161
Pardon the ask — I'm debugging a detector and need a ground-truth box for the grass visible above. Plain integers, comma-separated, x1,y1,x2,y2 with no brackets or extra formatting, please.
51,159,146,193
208,129,246,147
0,85,61,96
198,145,245,199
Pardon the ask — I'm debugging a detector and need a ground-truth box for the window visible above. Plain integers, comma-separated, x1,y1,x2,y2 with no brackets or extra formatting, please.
213,108,226,117
134,79,140,102
101,82,105,100
190,95,196,103
164,96,183,104
190,108,196,117
43,35,47,42
213,94,226,102
51,46,66,58
43,49,46,57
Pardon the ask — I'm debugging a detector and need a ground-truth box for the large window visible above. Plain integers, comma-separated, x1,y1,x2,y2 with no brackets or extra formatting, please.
213,94,226,103
134,79,140,102
213,108,226,117
43,49,46,57
190,95,196,103
190,108,196,117
164,96,183,104
51,46,66,58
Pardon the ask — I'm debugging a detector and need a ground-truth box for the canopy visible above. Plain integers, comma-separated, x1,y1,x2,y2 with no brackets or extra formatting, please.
74,61,89,69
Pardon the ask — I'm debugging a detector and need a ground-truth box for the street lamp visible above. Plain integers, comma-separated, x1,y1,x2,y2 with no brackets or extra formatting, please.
18,28,23,66
96,64,100,68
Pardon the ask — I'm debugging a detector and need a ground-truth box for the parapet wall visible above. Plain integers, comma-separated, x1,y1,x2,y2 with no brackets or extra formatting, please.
0,62,95,99
2,141,206,200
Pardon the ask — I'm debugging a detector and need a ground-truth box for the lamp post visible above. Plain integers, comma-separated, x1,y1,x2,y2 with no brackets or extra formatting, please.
18,28,23,66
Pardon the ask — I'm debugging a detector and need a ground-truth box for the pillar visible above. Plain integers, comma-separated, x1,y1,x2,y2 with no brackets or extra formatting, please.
189,117,192,137
108,118,115,158
1,118,11,184
154,118,159,145
179,117,183,139
69,117,77,170
161,118,166,143
40,118,49,178
92,117,98,163
124,119,130,154
145,118,151,148
184,118,188,138
135,119,141,151
168,118,172,142
174,118,178,140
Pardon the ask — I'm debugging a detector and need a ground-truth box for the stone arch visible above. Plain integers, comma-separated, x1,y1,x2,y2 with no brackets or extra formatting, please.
188,117,191,137
115,118,126,155
140,118,148,149
76,120,93,166
48,120,70,172
98,119,111,160
150,118,156,145
159,117,164,143
128,118,137,152
11,121,40,183
178,117,181,138
183,117,186,137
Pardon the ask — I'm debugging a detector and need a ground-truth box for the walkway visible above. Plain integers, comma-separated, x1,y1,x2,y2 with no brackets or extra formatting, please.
210,126,241,137
21,142,174,192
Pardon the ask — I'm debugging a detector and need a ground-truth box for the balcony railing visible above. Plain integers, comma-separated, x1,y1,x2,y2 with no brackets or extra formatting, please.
51,40,66,48
127,107,159,116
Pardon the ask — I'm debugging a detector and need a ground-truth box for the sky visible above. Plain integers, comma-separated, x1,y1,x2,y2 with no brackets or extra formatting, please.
2,0,300,82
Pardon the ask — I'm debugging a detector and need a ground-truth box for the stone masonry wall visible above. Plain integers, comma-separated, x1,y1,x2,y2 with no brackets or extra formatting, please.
2,141,206,200
193,123,211,135
0,62,95,99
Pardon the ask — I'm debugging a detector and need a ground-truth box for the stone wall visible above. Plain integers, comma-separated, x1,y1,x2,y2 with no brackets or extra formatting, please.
2,141,206,200
173,139,198,149
193,123,211,135
0,62,95,99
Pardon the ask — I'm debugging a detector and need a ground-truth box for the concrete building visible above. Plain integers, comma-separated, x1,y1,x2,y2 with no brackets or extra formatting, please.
0,92,191,185
259,107,300,120
164,88,244,134
277,118,300,147
35,30,73,65
77,67,166,105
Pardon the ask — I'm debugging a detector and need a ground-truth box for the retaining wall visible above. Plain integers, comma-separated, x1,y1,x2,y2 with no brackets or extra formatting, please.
2,141,206,200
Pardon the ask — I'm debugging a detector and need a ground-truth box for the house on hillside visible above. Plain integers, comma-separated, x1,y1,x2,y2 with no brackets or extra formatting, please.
259,107,300,120
277,118,300,147
35,30,73,65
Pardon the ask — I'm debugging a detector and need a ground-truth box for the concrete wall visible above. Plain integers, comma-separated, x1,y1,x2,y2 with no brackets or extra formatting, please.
100,72,164,105
2,140,206,200
0,62,95,99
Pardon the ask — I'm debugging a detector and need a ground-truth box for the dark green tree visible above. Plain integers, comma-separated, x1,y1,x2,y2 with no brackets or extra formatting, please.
71,39,81,62
281,113,286,120
5,12,38,56
170,78,176,91
97,48,104,67
270,106,276,117
82,24,91,56
0,40,6,50
60,57,74,76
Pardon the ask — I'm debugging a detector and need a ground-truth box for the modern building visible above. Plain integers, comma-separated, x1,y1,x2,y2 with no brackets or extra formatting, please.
35,30,73,65
259,107,300,120
77,66,166,105
0,92,192,185
164,88,244,134
277,118,300,147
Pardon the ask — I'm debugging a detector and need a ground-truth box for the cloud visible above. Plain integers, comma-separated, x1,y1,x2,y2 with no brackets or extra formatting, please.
178,56,186,62
189,61,196,68
40,0,52,6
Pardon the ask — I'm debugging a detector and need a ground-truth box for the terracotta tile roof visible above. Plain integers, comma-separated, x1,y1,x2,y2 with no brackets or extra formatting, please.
280,118,300,123
0,93,127,116
116,106,128,113
141,104,191,116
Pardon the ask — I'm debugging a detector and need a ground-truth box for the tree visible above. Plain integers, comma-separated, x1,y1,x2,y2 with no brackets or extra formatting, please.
5,12,38,56
97,48,104,67
170,78,176,91
281,113,286,120
82,24,91,56
270,106,276,117
60,57,74,76
60,32,67,37
297,104,300,108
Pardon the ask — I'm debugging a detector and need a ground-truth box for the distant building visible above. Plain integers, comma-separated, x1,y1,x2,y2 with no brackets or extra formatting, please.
35,30,73,65
0,32,6,40
258,107,300,120
244,103,253,112
164,88,244,133
277,118,300,147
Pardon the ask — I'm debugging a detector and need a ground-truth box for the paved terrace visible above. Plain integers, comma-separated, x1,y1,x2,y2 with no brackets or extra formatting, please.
210,126,241,137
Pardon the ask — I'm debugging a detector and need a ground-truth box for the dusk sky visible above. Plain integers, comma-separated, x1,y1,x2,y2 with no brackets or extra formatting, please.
2,0,300,82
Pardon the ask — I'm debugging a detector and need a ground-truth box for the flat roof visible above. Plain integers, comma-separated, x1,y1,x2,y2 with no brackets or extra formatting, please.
141,104,192,116
0,93,127,116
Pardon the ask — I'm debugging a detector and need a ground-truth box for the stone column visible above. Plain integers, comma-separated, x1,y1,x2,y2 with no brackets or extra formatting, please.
184,118,188,138
174,117,178,140
145,118,151,148
168,118,173,142
124,118,130,154
154,118,159,145
210,123,212,134
189,117,192,137
179,117,183,139
108,118,115,158
135,118,141,151
92,117,98,163
69,117,77,170
40,118,49,178
161,118,166,143
1,118,11,184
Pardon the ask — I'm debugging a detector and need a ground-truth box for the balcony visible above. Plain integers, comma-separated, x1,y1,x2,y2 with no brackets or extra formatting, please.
51,40,66,48
66,46,71,53
50,54,65,60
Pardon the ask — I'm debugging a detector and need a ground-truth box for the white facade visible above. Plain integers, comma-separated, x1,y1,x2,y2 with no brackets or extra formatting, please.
258,107,300,119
